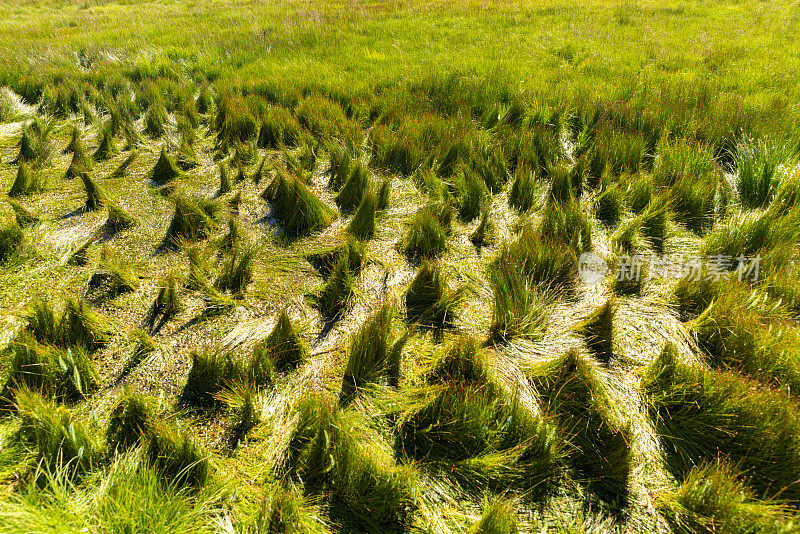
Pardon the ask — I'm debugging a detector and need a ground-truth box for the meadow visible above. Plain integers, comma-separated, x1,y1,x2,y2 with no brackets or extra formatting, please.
0,0,800,531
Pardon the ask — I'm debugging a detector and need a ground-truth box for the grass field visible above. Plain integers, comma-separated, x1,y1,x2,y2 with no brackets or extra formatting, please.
1,0,800,531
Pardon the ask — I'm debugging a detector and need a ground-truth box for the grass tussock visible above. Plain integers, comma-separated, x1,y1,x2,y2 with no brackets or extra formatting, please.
734,136,793,209
93,127,118,161
335,160,370,214
163,195,219,246
148,275,182,328
183,347,244,407
397,342,564,497
346,189,377,240
150,148,182,185
281,392,417,530
214,246,255,296
254,310,307,374
404,260,465,336
528,349,631,509
1,336,99,404
106,389,155,453
642,343,800,503
81,172,105,211
9,162,47,197
470,207,494,247
308,247,356,323
575,298,617,364
469,497,519,534
306,236,365,278
0,217,24,263
6,198,39,227
15,390,99,477
263,170,337,238
339,304,406,403
145,421,210,488
109,150,137,178
508,165,537,213
87,255,139,301
402,203,452,260
104,201,137,234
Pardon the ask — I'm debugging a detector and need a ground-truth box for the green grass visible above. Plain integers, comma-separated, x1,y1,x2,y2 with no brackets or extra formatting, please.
642,344,800,503
262,170,337,238
2,0,800,529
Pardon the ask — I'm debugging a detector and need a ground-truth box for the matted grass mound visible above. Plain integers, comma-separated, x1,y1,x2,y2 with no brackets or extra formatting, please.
346,189,377,240
263,170,336,238
150,148,182,185
163,195,219,246
280,391,417,530
642,343,800,503
528,349,631,510
253,310,307,374
396,341,565,497
404,260,465,336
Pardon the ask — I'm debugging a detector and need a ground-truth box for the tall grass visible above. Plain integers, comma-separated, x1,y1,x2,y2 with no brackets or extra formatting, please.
346,189,377,240
397,356,564,497
308,248,356,323
183,347,244,407
150,148,183,185
16,390,99,478
734,136,792,209
575,299,616,364
404,260,465,335
164,195,219,246
106,389,154,453
642,343,800,503
281,392,417,530
0,218,24,263
145,421,210,488
6,198,39,227
402,203,452,260
657,462,797,534
253,310,307,374
262,171,337,238
528,349,631,509
9,162,47,197
335,160,370,214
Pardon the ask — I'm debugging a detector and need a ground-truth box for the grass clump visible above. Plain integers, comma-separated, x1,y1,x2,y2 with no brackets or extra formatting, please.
453,167,487,221
6,198,39,227
145,421,210,488
104,202,137,234
93,127,118,161
109,150,137,178
528,349,631,509
87,255,139,301
0,218,24,263
734,136,792,209
1,336,99,404
59,298,112,353
216,163,231,195
470,207,494,247
593,183,623,227
214,246,255,296
657,462,798,534
401,203,451,260
258,105,300,149
254,310,307,374
182,347,244,407
80,172,105,211
404,260,465,335
508,165,537,212
397,341,564,497
575,298,617,364
339,304,406,403
163,195,219,246
306,237,365,277
346,189,377,240
335,160,370,214
642,343,800,503
281,392,417,530
9,162,47,197
308,248,356,323
176,138,200,170
150,148,182,185
106,390,154,453
487,260,553,343
148,275,182,328
16,390,99,478
263,171,337,238
469,497,519,534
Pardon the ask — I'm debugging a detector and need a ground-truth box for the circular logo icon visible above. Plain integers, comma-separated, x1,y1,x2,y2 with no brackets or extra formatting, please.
578,251,609,285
